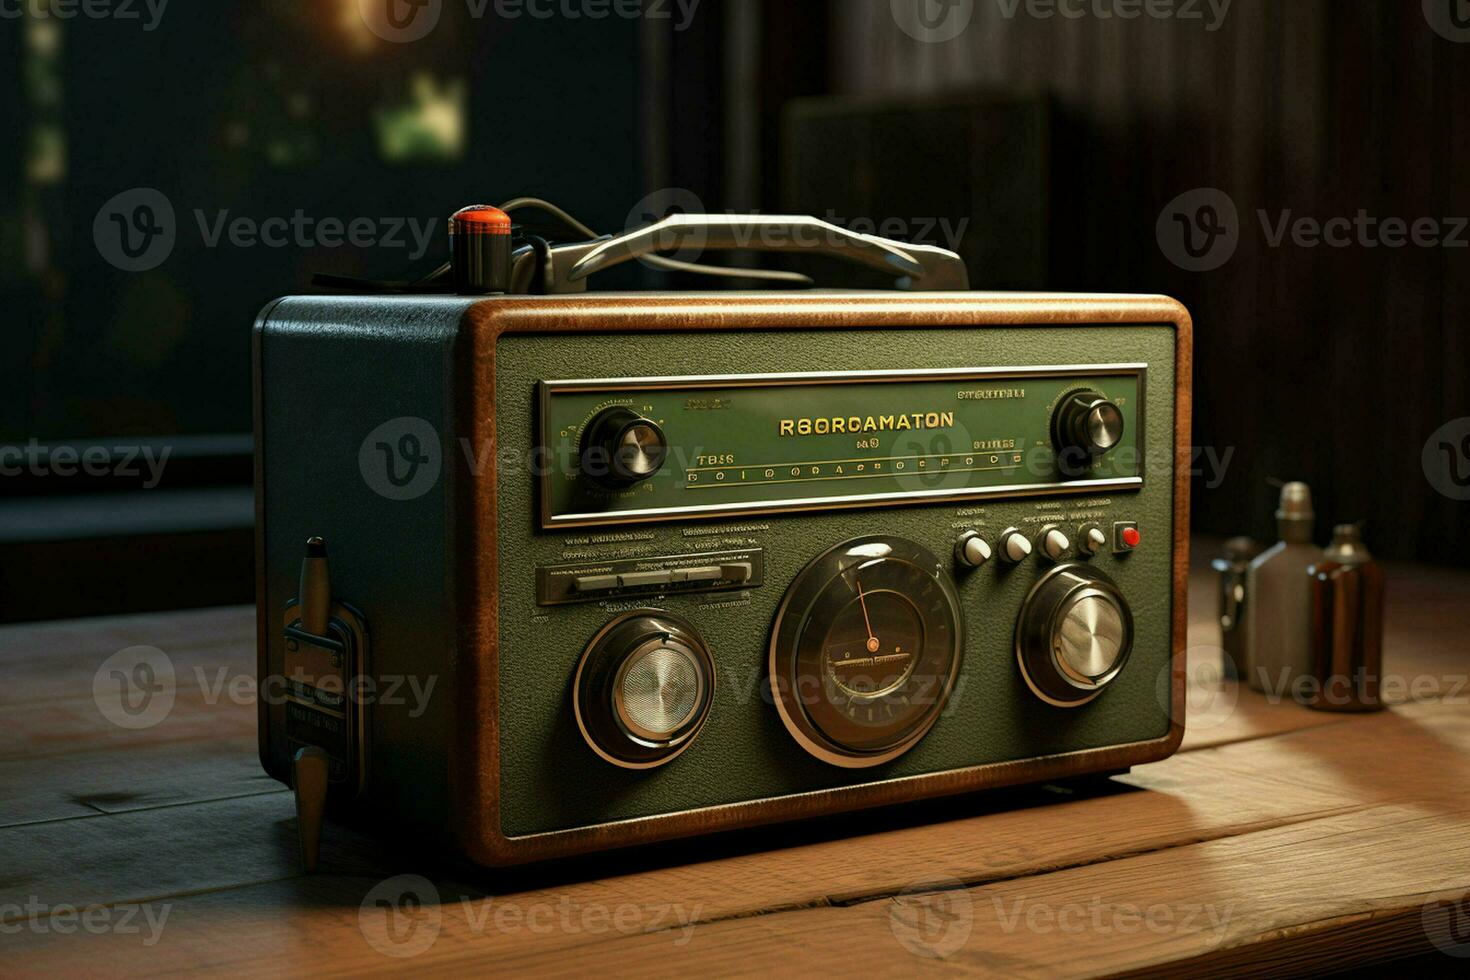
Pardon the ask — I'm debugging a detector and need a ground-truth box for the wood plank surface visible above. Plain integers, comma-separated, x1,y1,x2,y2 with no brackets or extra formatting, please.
0,550,1466,976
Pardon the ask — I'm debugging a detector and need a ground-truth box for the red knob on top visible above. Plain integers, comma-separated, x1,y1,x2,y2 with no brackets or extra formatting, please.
450,205,512,236
449,205,513,294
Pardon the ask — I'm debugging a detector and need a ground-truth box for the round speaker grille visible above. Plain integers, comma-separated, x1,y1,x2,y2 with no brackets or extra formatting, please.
618,644,701,739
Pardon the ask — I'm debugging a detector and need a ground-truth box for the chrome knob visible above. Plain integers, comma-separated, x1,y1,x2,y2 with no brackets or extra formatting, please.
574,611,714,768
581,408,668,488
1016,565,1134,707
1052,389,1125,474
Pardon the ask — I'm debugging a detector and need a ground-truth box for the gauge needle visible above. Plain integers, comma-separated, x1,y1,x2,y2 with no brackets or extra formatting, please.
856,580,880,654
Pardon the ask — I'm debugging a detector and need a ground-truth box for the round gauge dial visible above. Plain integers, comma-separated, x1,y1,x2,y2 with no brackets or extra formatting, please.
770,536,963,767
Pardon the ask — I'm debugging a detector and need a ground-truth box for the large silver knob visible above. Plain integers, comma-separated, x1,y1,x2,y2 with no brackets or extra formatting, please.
1015,564,1133,707
574,611,714,768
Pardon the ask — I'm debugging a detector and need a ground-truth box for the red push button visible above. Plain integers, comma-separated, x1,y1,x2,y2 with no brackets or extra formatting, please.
1113,522,1141,554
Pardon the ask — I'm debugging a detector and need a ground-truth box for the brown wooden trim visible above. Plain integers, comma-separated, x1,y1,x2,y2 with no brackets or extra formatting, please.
454,292,1193,867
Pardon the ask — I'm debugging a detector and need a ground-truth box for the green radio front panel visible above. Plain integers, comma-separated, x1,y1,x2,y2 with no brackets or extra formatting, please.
496,325,1178,839
539,368,1145,526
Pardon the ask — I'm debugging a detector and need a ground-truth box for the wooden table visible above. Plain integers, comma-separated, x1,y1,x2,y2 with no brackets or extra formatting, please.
4,543,1469,976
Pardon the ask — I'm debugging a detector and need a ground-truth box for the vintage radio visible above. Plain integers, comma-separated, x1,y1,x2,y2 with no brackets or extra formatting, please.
254,209,1192,868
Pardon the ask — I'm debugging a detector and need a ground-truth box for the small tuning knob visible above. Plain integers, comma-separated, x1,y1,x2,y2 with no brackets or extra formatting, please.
955,532,992,568
1038,525,1071,562
1052,389,1125,473
1078,523,1108,557
998,528,1033,565
581,408,668,488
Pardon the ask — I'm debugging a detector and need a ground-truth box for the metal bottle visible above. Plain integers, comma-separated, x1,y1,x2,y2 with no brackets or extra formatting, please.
1243,483,1317,696
1212,536,1265,680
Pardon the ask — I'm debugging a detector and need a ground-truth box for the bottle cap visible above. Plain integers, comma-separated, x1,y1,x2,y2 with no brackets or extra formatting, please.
1276,482,1315,522
1325,523,1372,564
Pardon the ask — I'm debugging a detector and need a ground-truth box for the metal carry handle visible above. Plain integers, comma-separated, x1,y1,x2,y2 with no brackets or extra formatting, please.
534,213,970,293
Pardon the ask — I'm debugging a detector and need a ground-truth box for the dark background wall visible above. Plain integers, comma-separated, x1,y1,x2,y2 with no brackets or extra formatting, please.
806,0,1470,563
2,0,1467,621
